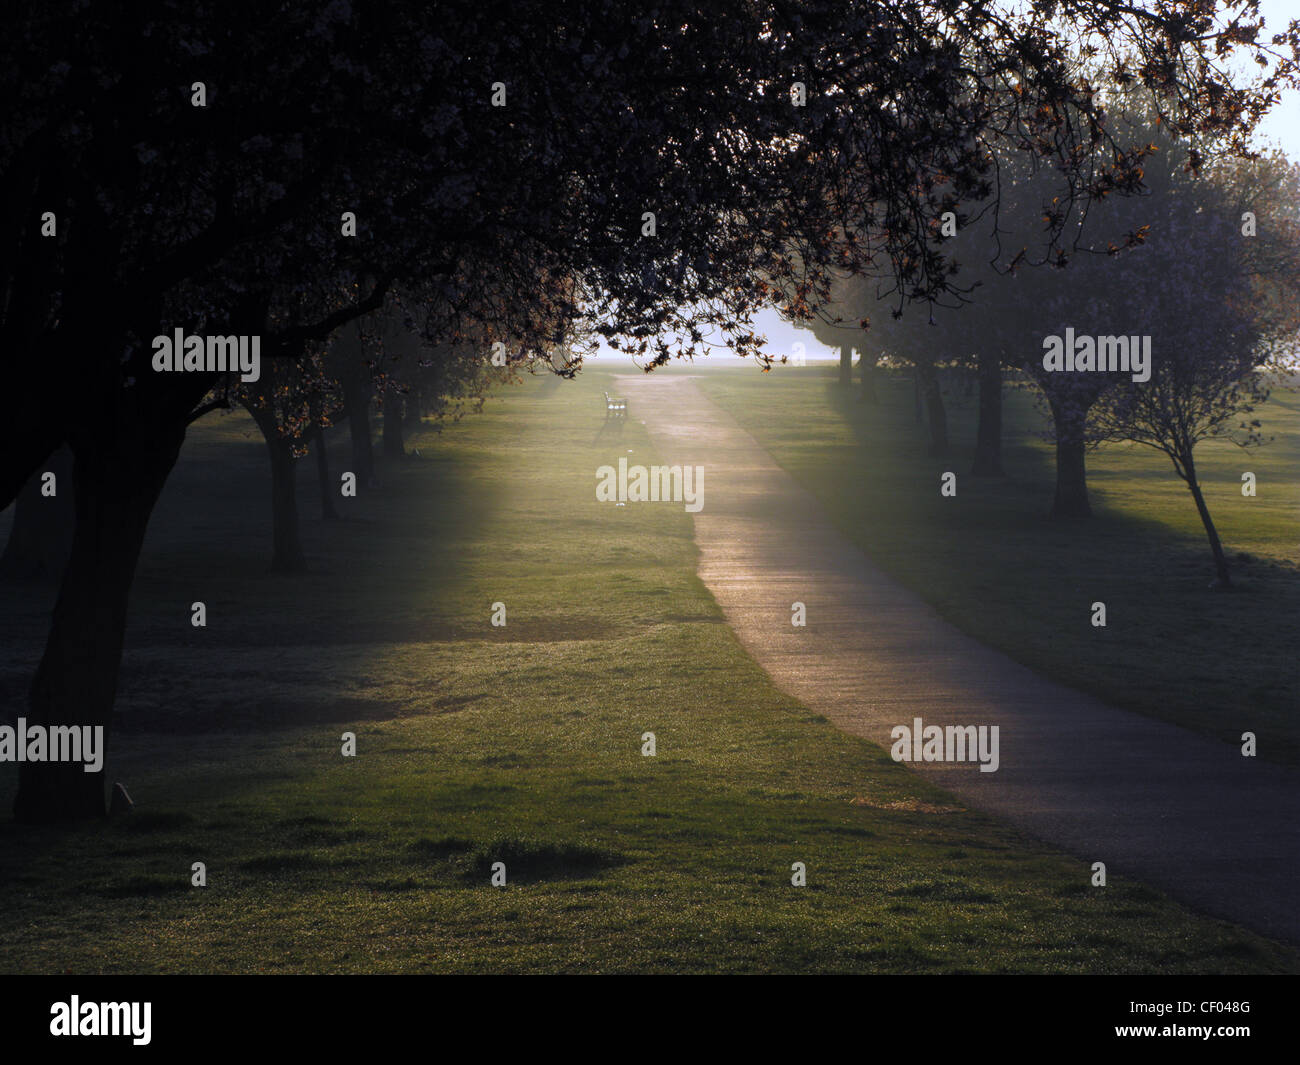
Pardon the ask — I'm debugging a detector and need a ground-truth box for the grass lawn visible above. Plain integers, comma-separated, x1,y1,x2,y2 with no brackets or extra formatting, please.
696,363,1300,767
0,367,1295,973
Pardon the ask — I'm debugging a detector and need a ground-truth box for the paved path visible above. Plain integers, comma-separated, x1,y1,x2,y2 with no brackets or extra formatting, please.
621,372,1299,944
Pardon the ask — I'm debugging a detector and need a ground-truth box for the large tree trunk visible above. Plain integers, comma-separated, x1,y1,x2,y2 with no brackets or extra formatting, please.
912,364,924,424
0,446,74,579
917,360,948,456
970,351,1004,477
839,346,853,387
1048,395,1091,518
13,422,185,822
314,425,337,520
858,352,878,405
382,381,405,459
248,405,307,572
1185,458,1232,587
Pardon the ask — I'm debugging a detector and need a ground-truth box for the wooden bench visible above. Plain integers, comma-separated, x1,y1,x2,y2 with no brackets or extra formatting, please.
604,390,628,419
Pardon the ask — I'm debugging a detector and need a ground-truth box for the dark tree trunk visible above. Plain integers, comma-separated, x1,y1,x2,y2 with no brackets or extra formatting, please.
382,382,405,459
269,440,305,571
858,353,878,404
838,345,853,387
1185,457,1232,586
340,369,376,488
917,360,948,456
13,422,185,822
970,351,1004,477
248,405,307,572
912,364,924,424
403,382,422,431
1048,396,1091,518
0,446,74,579
314,425,337,520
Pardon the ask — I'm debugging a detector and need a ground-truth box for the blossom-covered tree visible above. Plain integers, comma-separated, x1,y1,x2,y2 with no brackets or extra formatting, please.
1090,150,1300,584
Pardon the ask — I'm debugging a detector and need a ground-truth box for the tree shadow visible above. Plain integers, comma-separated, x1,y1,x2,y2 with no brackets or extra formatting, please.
592,415,626,446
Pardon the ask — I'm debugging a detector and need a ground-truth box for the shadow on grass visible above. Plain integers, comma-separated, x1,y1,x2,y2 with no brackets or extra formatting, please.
713,367,1300,761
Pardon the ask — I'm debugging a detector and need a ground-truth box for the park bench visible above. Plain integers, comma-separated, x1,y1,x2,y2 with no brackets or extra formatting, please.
604,390,628,419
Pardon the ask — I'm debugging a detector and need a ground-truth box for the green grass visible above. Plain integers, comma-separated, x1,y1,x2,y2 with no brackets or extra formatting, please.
695,363,1300,765
0,367,1295,973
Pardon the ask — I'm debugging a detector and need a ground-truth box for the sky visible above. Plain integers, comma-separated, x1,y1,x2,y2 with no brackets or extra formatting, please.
590,1,1300,366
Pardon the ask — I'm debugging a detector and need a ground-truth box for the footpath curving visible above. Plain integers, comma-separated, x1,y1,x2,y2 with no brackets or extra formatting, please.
621,371,1300,945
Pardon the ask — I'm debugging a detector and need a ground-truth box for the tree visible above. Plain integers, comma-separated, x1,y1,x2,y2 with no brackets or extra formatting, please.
1092,152,1300,585
239,339,321,574
4,1,1295,820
